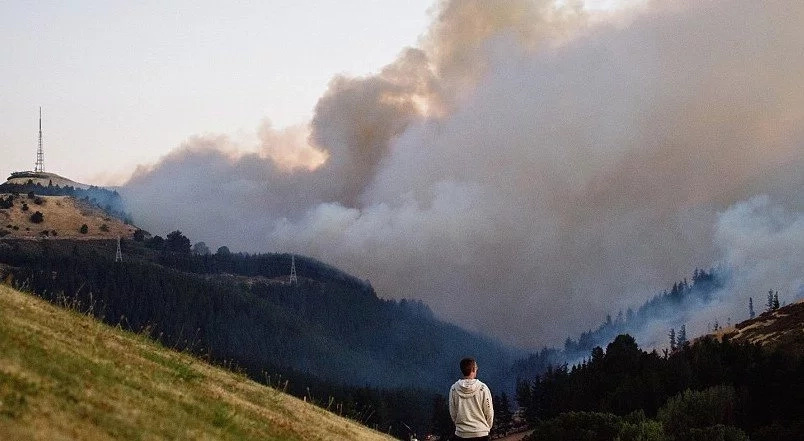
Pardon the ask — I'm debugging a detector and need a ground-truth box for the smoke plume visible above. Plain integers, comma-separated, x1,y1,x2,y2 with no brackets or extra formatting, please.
714,196,804,311
123,0,804,348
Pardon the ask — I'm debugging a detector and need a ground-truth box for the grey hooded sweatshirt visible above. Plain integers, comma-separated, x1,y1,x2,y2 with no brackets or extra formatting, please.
448,378,494,438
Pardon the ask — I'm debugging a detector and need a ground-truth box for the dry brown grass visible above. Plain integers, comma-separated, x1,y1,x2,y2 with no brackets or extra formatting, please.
0,284,394,440
0,195,136,239
707,299,804,354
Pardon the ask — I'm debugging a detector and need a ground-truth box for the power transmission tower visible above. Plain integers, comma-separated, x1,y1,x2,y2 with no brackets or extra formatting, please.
35,107,45,173
289,255,298,285
115,236,123,262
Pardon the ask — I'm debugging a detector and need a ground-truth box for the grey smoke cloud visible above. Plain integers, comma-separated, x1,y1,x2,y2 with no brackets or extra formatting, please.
123,0,804,348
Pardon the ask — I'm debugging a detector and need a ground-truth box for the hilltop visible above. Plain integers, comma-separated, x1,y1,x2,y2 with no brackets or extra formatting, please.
5,171,90,189
0,169,132,239
0,283,393,440
0,194,135,239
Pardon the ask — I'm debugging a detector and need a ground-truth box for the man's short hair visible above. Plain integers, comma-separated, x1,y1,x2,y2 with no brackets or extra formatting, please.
460,357,476,376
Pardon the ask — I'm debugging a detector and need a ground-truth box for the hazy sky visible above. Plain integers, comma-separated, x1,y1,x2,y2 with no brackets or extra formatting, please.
1,0,434,183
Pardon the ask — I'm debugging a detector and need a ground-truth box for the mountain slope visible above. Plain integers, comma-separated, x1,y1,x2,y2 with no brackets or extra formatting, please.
0,238,516,393
0,194,134,239
713,298,804,354
0,283,393,441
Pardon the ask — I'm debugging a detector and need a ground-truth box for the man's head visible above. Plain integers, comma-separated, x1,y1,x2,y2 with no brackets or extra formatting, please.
460,357,477,378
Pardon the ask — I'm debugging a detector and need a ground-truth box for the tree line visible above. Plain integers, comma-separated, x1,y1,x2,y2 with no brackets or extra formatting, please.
512,268,724,382
516,334,804,440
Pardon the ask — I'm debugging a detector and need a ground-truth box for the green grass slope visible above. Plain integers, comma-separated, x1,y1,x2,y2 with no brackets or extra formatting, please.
0,284,394,441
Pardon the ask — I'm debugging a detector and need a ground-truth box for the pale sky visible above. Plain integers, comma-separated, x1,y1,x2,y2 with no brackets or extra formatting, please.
1,0,435,184
1,0,636,185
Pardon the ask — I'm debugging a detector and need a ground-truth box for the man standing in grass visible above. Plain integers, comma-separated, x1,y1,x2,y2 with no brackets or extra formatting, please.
449,357,494,440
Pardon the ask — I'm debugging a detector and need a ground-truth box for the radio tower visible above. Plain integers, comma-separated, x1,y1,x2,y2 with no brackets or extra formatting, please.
289,255,298,285
35,107,45,173
115,236,123,262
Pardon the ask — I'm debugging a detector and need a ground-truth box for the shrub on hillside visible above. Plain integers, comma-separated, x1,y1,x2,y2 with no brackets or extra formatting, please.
165,230,191,253
657,385,741,440
617,410,668,441
687,425,748,441
617,420,668,441
80,224,88,234
21,203,29,212
146,235,164,249
526,411,671,441
30,211,44,224
751,420,804,441
100,224,109,232
528,412,623,441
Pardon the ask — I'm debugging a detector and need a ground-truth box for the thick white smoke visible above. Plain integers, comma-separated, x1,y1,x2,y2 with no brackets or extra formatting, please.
123,0,804,348
714,196,804,309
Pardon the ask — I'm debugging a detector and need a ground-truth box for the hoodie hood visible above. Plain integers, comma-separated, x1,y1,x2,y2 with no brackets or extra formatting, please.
454,379,484,398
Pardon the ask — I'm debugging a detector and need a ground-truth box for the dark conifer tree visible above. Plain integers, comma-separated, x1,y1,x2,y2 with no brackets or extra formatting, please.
493,393,514,436
669,328,676,351
749,297,755,319
677,325,687,347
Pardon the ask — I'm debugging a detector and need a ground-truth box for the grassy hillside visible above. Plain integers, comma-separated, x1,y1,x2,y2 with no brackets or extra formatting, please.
0,194,134,239
0,284,393,441
711,298,804,354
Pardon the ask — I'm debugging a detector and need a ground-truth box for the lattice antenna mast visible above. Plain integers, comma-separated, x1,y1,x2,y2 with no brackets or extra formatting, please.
289,255,298,285
115,236,123,262
35,107,45,173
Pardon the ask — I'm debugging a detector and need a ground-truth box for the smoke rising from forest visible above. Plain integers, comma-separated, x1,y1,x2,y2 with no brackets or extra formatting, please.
123,0,804,348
